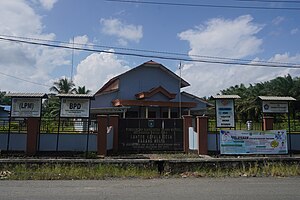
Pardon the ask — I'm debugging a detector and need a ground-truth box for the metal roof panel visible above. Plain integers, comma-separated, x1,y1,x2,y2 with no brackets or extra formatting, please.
258,96,296,101
5,93,48,98
212,95,241,99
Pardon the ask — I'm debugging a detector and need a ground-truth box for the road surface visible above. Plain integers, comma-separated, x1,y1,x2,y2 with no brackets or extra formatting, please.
1,177,300,200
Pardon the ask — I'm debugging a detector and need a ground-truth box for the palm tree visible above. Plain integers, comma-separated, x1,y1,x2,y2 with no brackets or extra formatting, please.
49,78,75,94
75,86,91,94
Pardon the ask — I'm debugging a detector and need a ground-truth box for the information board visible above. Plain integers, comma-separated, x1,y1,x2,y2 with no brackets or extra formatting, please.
220,130,288,154
262,101,289,113
119,119,183,152
60,98,90,118
11,98,42,117
216,99,235,128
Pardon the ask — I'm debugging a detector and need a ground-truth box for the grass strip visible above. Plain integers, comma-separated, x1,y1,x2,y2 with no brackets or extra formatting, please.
0,164,159,180
0,162,299,180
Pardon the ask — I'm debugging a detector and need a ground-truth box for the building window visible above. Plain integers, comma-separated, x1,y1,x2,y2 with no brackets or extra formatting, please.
126,111,139,118
171,112,178,118
148,111,156,118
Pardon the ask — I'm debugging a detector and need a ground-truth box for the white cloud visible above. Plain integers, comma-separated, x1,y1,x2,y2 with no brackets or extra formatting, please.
178,15,263,59
68,35,93,53
100,18,143,45
177,15,300,97
272,16,285,26
73,50,130,92
70,35,89,45
0,0,70,92
38,0,58,10
291,28,299,35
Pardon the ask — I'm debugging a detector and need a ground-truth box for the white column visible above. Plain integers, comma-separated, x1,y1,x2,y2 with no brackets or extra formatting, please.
168,107,171,119
145,107,149,118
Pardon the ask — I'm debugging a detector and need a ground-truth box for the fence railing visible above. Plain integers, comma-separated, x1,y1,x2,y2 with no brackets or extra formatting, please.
208,119,300,134
0,118,98,134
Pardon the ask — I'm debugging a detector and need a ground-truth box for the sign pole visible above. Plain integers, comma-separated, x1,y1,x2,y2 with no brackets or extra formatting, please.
288,101,292,156
214,100,219,154
56,110,61,153
85,99,91,158
6,101,12,152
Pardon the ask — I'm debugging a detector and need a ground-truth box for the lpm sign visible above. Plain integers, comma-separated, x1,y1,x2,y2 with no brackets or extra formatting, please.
60,98,90,118
11,98,42,117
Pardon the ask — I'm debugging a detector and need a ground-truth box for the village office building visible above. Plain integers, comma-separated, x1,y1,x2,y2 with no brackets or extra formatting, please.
91,61,211,118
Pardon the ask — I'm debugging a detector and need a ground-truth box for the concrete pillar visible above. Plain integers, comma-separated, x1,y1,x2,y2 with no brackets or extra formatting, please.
183,115,192,153
109,115,119,153
263,116,274,131
168,107,171,119
197,116,208,155
97,115,107,157
26,118,40,156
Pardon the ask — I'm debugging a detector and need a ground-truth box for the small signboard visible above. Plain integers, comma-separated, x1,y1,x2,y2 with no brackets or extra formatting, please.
11,98,42,117
216,99,235,128
262,101,289,113
220,130,288,155
60,98,90,118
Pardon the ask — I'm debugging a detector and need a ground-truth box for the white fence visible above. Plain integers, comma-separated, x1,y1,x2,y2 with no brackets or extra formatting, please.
1,131,300,153
0,131,113,152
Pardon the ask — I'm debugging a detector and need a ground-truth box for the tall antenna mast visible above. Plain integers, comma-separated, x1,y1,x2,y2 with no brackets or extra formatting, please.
71,36,74,82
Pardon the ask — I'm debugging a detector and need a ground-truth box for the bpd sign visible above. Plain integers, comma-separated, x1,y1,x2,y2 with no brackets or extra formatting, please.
60,98,90,118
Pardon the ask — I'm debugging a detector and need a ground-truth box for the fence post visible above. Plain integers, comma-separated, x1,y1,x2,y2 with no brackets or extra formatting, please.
263,116,274,131
109,115,119,154
183,115,192,153
97,115,107,157
197,116,208,155
27,118,40,156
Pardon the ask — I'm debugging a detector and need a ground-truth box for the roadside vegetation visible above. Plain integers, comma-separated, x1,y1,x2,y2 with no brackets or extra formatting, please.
218,74,300,122
0,162,299,180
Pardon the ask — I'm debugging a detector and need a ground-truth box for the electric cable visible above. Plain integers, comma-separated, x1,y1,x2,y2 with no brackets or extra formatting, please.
104,0,300,10
0,36,299,69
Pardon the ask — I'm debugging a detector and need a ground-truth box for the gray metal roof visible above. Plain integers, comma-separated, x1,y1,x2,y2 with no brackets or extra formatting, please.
212,95,241,99
258,96,296,101
56,94,94,99
181,91,214,107
5,93,48,98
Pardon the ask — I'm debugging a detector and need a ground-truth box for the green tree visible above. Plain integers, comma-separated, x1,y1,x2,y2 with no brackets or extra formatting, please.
75,86,91,94
220,74,300,122
0,91,10,105
49,78,75,94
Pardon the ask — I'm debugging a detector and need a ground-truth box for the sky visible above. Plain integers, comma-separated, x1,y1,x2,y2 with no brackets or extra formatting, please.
0,0,300,97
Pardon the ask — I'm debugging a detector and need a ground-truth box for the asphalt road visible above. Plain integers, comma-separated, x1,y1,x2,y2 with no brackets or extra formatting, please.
1,177,300,200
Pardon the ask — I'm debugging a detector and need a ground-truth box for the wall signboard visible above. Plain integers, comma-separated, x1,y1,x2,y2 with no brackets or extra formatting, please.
216,99,235,128
220,130,288,155
262,101,289,113
60,98,90,118
119,119,183,152
11,98,42,117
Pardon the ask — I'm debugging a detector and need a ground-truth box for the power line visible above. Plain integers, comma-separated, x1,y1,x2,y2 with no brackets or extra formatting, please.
0,71,51,88
0,36,299,69
237,0,300,3
104,0,300,10
1,34,299,67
